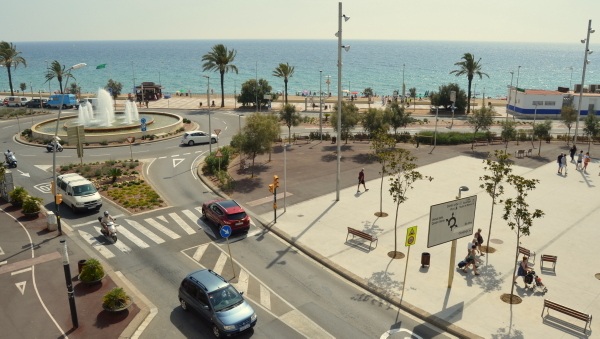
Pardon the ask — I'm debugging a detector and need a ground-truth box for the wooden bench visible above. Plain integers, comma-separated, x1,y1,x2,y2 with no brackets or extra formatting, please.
490,137,503,145
474,139,488,146
515,149,525,158
294,135,310,144
346,227,378,250
518,246,536,264
526,148,533,157
540,254,557,272
541,299,592,333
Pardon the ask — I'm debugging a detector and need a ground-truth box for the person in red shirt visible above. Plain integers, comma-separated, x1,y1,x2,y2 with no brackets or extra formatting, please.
357,168,368,193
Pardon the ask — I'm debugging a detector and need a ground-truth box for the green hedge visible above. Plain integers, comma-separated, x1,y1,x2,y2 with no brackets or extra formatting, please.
204,146,234,175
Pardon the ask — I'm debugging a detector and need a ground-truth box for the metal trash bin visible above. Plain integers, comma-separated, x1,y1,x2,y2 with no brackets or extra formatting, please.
78,260,87,275
421,252,431,268
47,211,57,231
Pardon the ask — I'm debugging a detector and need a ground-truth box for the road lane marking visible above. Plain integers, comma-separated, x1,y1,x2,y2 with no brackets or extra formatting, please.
192,244,208,261
280,310,335,339
11,267,32,275
143,218,181,239
246,192,293,207
123,219,165,244
118,226,150,249
213,252,228,276
15,281,27,294
78,230,116,258
157,215,168,223
173,158,184,168
260,284,271,309
177,211,199,234
0,252,61,275
233,269,249,294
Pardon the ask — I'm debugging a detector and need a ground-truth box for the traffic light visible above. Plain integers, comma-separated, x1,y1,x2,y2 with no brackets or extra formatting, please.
55,194,62,204
273,175,279,189
51,181,56,195
268,184,274,193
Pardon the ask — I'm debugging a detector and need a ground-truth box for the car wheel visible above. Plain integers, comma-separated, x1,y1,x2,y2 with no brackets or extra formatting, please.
71,205,78,214
211,138,217,144
212,324,222,338
59,148,63,152
179,299,188,311
188,140,195,146
62,104,67,109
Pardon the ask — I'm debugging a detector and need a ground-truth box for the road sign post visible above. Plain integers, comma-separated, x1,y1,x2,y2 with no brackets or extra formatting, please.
126,136,135,160
401,226,418,300
220,225,236,279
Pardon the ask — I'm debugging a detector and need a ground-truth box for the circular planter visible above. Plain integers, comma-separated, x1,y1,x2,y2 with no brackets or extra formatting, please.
102,297,133,312
80,274,105,286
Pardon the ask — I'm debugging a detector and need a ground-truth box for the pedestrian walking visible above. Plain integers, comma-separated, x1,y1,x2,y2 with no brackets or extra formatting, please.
462,245,480,275
513,256,532,286
570,144,577,162
561,153,568,175
584,152,591,173
557,153,564,174
357,168,368,193
474,228,485,256
576,150,584,170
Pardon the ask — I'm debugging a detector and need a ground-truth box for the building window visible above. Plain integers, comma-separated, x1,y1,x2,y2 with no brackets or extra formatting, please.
532,101,544,106
544,101,555,106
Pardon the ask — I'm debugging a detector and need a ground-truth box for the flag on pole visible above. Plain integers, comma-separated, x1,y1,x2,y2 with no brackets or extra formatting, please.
96,64,107,69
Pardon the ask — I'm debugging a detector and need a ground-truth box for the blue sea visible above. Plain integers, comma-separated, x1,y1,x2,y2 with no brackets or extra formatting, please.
2,40,598,99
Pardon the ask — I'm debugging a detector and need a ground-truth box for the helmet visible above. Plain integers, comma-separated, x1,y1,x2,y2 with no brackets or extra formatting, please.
6,150,10,153
104,211,109,216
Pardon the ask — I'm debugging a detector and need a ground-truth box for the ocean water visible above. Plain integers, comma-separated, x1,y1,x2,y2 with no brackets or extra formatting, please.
2,39,598,98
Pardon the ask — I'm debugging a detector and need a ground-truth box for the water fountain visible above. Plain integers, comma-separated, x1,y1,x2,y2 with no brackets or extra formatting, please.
31,88,183,143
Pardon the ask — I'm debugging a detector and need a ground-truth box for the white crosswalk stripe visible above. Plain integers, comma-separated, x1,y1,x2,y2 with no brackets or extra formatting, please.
123,219,165,244
260,284,271,309
233,269,249,294
171,212,196,235
192,244,208,261
117,226,150,249
157,215,168,223
213,252,228,276
143,218,181,239
78,230,116,259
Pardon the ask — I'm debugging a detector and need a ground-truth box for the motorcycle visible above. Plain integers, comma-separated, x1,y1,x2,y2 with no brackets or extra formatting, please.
97,216,118,242
46,142,63,152
4,153,17,168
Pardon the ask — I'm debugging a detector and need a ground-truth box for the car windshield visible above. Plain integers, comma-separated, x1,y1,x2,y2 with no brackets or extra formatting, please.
208,285,243,312
73,184,97,196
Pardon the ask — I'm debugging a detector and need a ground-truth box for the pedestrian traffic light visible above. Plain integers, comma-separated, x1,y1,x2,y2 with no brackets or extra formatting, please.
55,194,62,204
273,175,279,188
268,184,274,193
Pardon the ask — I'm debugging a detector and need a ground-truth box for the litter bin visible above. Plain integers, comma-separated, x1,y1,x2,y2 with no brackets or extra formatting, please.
78,259,87,275
421,252,430,268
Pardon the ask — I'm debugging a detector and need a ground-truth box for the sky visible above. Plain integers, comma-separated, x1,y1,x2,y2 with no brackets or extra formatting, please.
4,0,600,43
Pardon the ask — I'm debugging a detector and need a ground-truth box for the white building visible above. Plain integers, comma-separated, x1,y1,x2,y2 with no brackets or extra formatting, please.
507,86,600,118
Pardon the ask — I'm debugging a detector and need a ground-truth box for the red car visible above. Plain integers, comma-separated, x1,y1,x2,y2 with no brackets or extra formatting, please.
201,199,251,232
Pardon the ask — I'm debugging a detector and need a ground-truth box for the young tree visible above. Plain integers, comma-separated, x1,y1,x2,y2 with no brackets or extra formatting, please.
69,82,80,96
19,83,26,93
236,113,279,177
45,60,75,94
583,110,600,152
429,83,467,112
560,105,577,146
409,87,417,111
363,87,374,98
106,79,123,104
450,53,489,113
385,101,412,135
202,44,238,107
0,41,27,96
371,132,397,217
362,107,389,136
479,150,512,254
467,106,495,149
273,63,295,105
387,149,432,255
500,120,517,151
331,101,360,143
533,120,552,156
502,174,544,302
238,78,273,107
279,103,301,141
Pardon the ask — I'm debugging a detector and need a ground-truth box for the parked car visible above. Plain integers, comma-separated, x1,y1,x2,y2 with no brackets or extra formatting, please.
178,269,257,338
26,99,49,108
4,96,28,107
201,199,251,232
180,131,218,146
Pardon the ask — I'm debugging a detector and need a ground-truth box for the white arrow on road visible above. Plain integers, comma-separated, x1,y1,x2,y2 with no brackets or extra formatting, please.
17,170,30,177
173,158,184,168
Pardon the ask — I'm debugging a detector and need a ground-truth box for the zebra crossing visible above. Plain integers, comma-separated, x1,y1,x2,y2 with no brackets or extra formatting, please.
182,243,334,339
74,208,211,259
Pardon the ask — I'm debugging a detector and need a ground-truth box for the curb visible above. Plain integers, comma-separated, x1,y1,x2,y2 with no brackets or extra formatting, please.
195,158,480,339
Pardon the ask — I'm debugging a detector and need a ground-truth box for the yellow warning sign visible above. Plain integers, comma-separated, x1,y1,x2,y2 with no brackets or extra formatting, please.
405,226,418,247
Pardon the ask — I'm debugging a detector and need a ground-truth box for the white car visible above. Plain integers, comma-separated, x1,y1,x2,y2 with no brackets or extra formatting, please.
180,131,218,146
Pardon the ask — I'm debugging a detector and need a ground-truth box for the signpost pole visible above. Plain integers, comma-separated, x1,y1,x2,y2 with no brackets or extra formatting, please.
401,246,410,300
220,225,236,279
226,238,235,279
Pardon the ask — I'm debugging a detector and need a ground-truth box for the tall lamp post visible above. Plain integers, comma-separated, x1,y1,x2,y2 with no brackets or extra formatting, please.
53,63,86,235
514,66,521,117
319,70,323,141
325,76,331,97
45,60,51,95
574,19,594,145
336,2,350,201
506,71,514,123
203,75,212,154
60,239,78,328
532,104,538,148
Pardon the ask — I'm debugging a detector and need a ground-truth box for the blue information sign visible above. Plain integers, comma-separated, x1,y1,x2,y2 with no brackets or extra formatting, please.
220,225,232,238
140,117,147,132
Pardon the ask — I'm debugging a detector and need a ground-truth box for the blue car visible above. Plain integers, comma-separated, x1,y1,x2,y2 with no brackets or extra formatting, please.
179,269,257,337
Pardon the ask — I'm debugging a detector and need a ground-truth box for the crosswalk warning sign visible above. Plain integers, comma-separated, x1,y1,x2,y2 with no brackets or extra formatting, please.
405,226,418,247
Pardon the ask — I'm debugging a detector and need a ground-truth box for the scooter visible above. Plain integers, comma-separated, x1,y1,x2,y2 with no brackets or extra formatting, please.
97,217,118,242
4,153,17,168
46,142,63,152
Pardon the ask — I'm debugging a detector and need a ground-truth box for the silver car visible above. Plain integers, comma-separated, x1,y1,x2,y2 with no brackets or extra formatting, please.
180,130,218,146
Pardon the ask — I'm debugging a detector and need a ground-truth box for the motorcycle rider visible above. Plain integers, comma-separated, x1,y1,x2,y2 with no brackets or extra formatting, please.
100,211,115,235
5,149,14,162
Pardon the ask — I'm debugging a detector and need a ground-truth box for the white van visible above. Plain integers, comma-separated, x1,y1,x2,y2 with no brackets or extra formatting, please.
5,96,28,107
56,173,103,212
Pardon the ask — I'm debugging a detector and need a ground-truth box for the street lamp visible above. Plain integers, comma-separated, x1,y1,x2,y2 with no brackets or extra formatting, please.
532,104,538,148
574,19,594,145
45,60,51,95
60,239,78,328
506,71,514,123
336,2,350,201
203,75,212,154
448,185,469,288
53,63,86,235
319,70,323,141
514,66,521,118
325,75,331,97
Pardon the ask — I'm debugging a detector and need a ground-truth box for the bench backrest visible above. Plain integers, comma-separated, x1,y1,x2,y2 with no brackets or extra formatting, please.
518,246,530,255
544,299,591,322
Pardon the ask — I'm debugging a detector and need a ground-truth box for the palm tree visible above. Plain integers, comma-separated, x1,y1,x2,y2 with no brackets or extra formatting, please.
273,63,295,105
45,60,75,94
202,44,238,108
0,41,27,96
450,53,489,113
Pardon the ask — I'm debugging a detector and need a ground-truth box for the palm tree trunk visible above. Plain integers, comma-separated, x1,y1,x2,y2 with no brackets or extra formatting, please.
284,80,288,105
7,68,14,96
220,71,225,107
467,78,472,114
